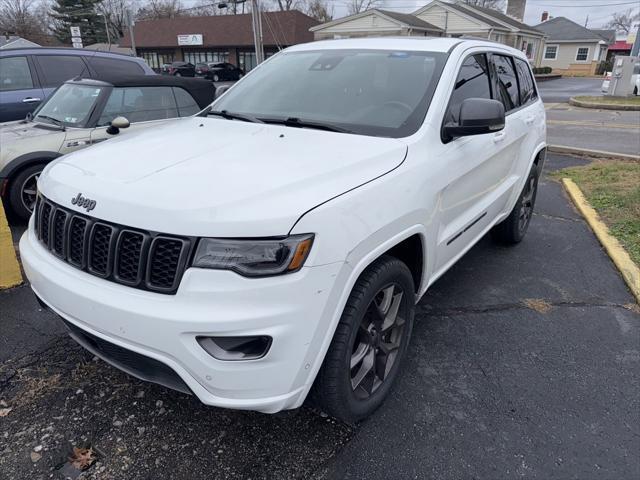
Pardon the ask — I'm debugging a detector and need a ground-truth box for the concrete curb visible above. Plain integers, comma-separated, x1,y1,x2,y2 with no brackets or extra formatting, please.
562,178,640,304
548,145,640,162
569,97,640,111
0,199,22,289
534,74,562,82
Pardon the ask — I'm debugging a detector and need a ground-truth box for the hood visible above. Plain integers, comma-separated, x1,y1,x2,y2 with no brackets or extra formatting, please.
0,120,62,141
40,117,407,237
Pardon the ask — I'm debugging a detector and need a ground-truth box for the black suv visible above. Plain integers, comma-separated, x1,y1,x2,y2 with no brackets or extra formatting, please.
196,62,244,82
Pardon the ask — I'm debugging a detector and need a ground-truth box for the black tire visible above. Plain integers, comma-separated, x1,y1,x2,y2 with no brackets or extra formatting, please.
311,255,415,423
6,163,44,223
491,163,539,244
634,86,638,96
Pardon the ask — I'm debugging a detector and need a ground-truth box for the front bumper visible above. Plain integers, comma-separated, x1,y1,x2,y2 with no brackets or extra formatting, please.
20,224,346,413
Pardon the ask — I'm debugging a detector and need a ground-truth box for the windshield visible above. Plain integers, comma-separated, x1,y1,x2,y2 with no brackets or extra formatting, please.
213,49,447,137
33,84,103,127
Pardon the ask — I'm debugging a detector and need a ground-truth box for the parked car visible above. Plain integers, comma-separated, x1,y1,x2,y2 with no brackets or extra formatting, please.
601,71,611,93
160,63,172,74
166,61,196,77
0,47,155,123
1,75,214,221
21,38,546,423
196,62,244,82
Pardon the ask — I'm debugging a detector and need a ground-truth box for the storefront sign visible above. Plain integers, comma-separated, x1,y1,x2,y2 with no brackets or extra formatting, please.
177,34,203,46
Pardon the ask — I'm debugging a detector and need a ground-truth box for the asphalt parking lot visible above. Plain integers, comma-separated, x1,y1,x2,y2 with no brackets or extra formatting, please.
1,153,639,479
537,77,603,103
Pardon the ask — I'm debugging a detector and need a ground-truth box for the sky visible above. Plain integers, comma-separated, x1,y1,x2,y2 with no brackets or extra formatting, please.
185,0,639,30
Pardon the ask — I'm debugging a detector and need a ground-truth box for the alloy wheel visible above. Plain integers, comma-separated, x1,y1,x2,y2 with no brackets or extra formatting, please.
20,171,40,213
350,283,406,399
518,176,536,233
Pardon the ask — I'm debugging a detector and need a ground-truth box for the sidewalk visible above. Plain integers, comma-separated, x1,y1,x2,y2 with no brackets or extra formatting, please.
545,103,640,156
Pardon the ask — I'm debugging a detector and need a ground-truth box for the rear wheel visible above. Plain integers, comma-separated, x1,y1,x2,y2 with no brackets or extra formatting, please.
6,163,44,222
491,163,539,244
213,74,220,82
311,255,415,423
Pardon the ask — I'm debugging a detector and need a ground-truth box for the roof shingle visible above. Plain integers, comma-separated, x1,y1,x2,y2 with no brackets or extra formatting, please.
120,10,318,48
534,17,609,42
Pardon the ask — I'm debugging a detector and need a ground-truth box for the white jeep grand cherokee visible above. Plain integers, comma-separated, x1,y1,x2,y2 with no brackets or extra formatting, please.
21,38,546,422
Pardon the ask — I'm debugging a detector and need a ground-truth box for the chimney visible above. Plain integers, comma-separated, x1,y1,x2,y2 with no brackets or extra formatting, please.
541,11,549,22
506,0,526,22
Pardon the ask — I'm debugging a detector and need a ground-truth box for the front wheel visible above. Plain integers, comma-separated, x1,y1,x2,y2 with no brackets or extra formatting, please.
311,255,415,423
213,74,220,82
491,163,539,244
6,164,44,222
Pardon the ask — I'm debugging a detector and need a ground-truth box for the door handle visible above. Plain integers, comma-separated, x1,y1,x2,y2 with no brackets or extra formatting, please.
525,115,536,125
22,97,41,103
493,131,506,143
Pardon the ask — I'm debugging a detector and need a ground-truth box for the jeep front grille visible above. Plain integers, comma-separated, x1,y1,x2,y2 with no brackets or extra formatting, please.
34,196,191,294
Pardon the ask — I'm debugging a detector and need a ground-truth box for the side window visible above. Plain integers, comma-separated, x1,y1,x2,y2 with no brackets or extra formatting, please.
493,55,519,112
173,87,200,116
0,56,34,91
98,86,178,125
85,57,145,77
514,58,537,105
445,54,492,125
35,55,88,88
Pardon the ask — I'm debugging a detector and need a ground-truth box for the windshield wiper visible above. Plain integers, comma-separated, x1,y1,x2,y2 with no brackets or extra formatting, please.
261,117,352,134
35,115,65,130
202,107,263,123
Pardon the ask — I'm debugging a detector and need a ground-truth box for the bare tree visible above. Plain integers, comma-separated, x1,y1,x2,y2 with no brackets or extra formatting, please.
347,0,380,15
604,8,640,34
272,0,298,10
136,0,183,20
305,0,331,22
462,0,504,10
96,0,133,39
0,0,49,40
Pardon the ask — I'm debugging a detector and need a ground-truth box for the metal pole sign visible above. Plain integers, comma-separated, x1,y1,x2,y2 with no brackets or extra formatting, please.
70,26,83,48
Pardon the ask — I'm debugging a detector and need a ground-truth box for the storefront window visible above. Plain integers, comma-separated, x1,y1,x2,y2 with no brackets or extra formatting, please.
238,50,276,72
140,51,175,70
184,51,229,64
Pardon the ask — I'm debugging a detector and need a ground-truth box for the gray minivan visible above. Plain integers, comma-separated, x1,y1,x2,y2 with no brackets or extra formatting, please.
0,48,155,122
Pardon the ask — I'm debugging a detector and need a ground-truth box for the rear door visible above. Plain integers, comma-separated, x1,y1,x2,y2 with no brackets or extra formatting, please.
0,55,45,122
33,54,90,101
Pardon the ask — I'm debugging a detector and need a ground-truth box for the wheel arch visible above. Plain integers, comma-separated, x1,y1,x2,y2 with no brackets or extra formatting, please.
0,151,60,184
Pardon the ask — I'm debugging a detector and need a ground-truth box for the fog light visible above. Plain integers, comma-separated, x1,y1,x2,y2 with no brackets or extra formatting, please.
197,336,272,361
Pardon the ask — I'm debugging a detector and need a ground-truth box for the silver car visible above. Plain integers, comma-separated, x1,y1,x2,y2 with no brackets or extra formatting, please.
1,75,215,221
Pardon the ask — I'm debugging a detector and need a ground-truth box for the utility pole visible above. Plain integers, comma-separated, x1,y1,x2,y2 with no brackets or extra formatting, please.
584,15,589,28
126,8,136,56
632,23,640,57
250,0,264,64
100,13,111,48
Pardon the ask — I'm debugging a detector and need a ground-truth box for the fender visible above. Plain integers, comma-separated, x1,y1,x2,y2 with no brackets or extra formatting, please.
0,151,61,181
293,225,429,408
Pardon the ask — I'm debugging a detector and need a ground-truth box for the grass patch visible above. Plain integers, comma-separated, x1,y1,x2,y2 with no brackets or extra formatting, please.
552,160,640,265
573,95,640,106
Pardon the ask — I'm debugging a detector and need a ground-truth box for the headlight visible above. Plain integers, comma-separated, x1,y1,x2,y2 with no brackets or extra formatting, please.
191,234,314,277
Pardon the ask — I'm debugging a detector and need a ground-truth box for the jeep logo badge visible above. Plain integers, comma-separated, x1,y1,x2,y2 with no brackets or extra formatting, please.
71,193,96,212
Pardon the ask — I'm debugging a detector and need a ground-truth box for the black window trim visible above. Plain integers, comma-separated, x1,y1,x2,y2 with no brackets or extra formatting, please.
440,51,494,144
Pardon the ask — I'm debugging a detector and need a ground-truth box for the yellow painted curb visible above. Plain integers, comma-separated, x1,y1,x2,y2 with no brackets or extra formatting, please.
562,178,640,304
0,199,23,289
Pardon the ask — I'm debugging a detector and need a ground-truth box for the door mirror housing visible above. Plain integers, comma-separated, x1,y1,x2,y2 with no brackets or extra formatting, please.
107,116,130,135
443,98,505,140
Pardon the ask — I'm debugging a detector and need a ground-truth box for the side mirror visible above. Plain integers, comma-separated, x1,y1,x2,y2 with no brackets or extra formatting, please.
215,85,231,99
106,116,130,135
443,98,505,140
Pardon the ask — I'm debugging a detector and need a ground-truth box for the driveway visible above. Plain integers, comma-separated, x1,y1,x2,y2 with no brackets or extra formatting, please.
1,154,638,479
538,77,603,103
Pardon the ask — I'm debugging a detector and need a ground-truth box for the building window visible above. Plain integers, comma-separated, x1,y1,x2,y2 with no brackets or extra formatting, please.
184,51,229,65
544,45,558,60
140,51,175,70
576,47,589,62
